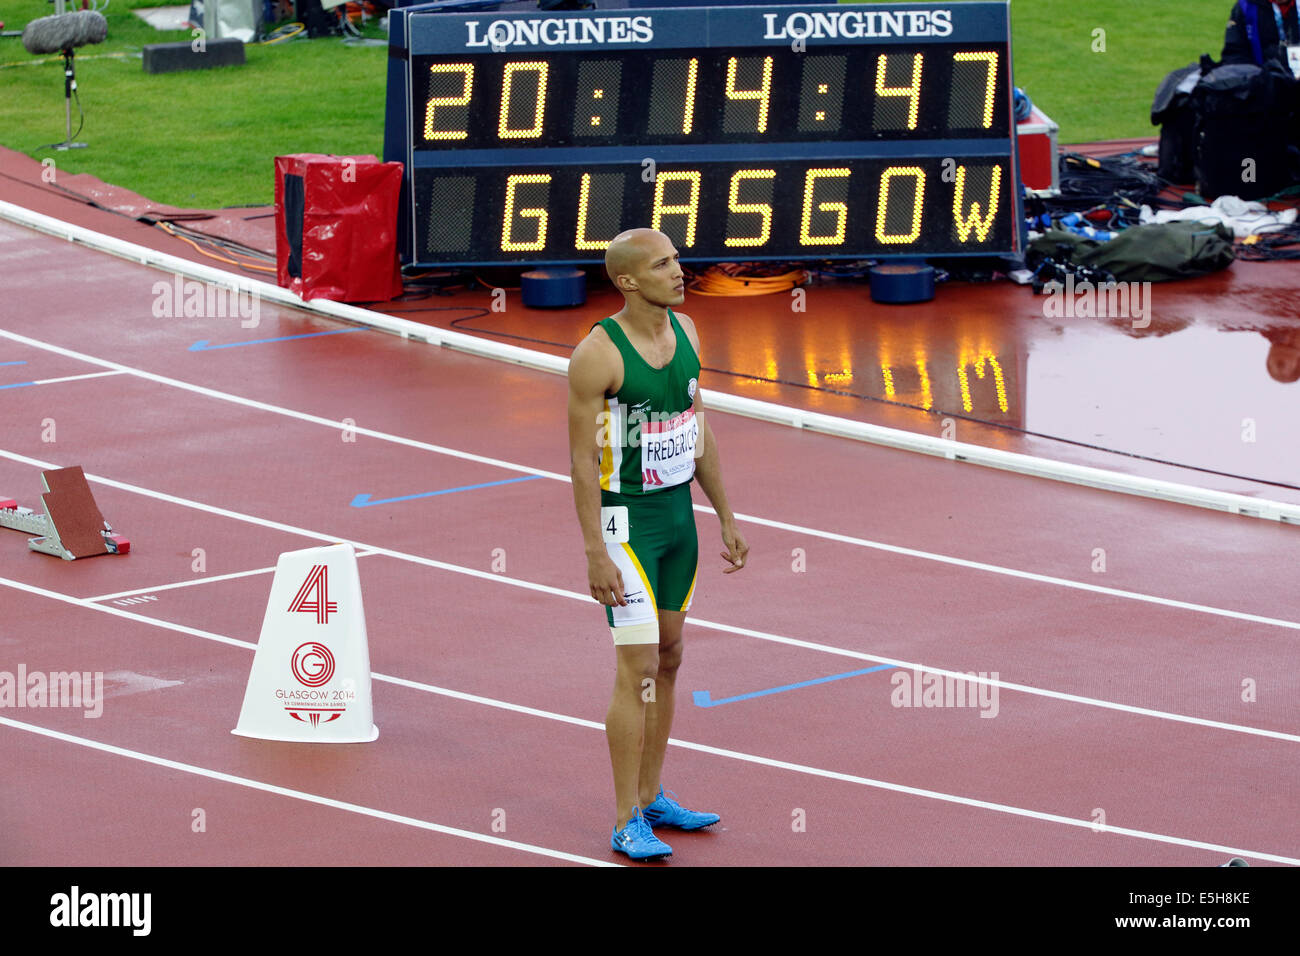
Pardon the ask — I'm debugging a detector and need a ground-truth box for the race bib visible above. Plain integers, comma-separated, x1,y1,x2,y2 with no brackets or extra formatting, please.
1289,45,1300,79
600,505,629,544
639,407,698,489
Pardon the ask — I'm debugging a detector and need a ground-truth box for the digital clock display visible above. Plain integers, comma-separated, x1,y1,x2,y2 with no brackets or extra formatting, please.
383,3,1021,266
411,44,1008,148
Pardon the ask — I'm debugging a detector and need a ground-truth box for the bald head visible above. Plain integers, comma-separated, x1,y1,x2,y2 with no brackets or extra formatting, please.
1267,342,1300,383
605,228,674,287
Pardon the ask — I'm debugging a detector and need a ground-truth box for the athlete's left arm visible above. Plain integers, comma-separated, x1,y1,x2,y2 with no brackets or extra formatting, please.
678,312,748,573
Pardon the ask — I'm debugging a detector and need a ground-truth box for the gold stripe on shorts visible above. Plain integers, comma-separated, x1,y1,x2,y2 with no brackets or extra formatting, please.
620,541,657,610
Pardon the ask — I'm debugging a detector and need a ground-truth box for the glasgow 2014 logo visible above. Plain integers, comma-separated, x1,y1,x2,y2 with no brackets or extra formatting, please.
291,642,335,688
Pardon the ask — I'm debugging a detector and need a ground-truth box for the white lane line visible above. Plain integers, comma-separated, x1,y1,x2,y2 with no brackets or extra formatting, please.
720,510,1300,632
87,566,278,603
3,203,1298,525
0,328,568,481
0,336,1292,635
1,448,1296,743
0,716,619,867
2,575,258,650
85,551,381,603
1,585,1293,866
23,370,128,387
663,734,1299,866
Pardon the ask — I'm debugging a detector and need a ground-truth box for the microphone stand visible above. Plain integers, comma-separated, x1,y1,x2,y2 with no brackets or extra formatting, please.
55,44,87,150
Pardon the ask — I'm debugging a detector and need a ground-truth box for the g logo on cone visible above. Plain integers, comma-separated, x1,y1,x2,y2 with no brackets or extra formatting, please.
291,642,335,687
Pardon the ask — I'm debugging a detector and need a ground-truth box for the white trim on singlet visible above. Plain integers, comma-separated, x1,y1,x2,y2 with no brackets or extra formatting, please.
604,398,623,494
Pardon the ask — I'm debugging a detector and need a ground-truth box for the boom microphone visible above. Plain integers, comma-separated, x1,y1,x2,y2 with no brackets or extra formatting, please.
21,10,107,56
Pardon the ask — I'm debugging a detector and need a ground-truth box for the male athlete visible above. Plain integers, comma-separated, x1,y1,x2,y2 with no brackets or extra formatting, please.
568,228,749,861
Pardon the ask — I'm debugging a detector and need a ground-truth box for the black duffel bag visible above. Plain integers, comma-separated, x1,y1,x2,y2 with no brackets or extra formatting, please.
1192,60,1299,200
1151,57,1211,184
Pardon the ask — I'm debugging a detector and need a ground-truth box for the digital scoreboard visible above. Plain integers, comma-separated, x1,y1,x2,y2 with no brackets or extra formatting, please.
383,2,1021,266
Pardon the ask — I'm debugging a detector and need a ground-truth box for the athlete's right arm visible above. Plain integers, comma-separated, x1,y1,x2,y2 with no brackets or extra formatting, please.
568,335,627,607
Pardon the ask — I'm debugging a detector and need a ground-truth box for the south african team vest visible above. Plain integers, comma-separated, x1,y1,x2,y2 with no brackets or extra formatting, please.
597,310,701,496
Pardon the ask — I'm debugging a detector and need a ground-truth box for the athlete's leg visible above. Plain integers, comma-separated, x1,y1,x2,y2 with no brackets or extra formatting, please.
608,639,659,830
638,484,698,807
637,608,685,808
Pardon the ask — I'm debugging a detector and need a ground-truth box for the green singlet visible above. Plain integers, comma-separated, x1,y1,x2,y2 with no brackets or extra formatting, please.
595,310,701,497
594,310,702,630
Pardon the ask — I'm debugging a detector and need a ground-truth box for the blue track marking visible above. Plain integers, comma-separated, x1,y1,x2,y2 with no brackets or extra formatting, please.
693,664,897,708
188,329,366,351
351,475,543,508
1,359,31,387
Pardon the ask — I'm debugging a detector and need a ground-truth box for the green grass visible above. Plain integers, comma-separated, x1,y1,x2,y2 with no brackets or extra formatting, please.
0,0,1237,208
1004,0,1231,143
0,0,388,206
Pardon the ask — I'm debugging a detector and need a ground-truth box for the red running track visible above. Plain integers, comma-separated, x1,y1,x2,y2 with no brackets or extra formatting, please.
1,216,1297,867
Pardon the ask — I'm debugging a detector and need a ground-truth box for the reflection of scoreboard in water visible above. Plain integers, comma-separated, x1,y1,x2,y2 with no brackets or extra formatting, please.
878,336,1028,433
384,2,1022,266
737,307,1028,430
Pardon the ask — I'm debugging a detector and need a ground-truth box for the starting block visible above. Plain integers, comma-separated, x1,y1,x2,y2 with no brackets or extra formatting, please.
0,466,129,560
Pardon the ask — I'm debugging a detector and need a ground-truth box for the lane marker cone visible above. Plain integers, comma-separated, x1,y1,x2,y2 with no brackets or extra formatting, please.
233,543,378,743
